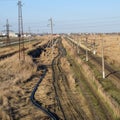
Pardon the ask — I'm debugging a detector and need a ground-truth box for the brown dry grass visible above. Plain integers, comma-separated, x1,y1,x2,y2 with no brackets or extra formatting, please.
72,34,120,69
0,35,57,119
0,46,18,56
61,38,94,120
1,35,119,119
64,36,120,119
0,54,37,119
95,35,120,69
60,57,76,90
0,54,36,82
0,37,42,57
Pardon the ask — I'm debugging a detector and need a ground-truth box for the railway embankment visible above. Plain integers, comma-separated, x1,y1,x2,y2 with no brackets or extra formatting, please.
63,37,120,120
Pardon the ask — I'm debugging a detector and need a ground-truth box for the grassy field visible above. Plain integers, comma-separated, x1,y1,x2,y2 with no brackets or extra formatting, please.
72,34,120,70
0,35,120,120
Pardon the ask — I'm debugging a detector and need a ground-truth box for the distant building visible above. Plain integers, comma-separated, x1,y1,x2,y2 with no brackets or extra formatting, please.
9,32,18,37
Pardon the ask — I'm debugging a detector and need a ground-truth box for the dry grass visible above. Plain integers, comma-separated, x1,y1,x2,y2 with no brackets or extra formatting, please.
0,35,59,119
72,34,120,69
0,54,36,83
62,39,94,120
62,37,120,119
0,46,18,56
0,35,119,119
0,54,37,119
0,35,57,119
60,57,76,90
0,37,42,57
96,35,120,69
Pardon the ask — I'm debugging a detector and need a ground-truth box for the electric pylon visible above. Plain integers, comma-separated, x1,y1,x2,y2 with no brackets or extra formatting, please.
49,18,54,58
18,0,25,60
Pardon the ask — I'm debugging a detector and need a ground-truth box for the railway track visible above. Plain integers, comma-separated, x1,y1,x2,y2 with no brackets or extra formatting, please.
0,38,37,48
0,41,42,60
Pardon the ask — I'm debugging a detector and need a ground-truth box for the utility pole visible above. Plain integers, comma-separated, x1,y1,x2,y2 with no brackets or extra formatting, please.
86,35,88,61
28,26,31,46
28,26,31,35
18,0,25,60
93,34,96,55
101,34,105,79
93,39,96,55
5,19,10,46
49,18,54,57
77,35,79,54
49,18,53,35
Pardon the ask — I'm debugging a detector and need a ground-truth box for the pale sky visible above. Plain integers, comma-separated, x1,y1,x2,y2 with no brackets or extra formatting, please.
0,0,120,33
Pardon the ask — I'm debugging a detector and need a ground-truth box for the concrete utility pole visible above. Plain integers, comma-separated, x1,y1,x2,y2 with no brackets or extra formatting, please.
77,35,79,54
93,36,96,55
18,0,25,60
101,34,105,79
86,36,88,61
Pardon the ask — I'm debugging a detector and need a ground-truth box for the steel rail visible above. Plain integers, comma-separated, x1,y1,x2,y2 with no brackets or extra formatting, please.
0,38,37,48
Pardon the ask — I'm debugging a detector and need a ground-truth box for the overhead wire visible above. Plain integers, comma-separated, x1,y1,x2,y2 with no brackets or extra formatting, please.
0,0,120,33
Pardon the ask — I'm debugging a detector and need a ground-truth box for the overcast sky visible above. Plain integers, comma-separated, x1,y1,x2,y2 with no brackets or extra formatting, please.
0,0,120,33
